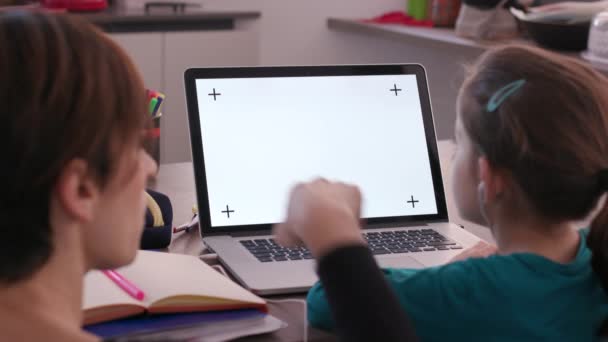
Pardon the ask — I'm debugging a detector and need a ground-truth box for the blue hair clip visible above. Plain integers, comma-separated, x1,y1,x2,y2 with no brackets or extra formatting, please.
486,79,526,112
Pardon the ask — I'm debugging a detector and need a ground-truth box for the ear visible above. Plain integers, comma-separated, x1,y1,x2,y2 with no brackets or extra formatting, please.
478,156,506,204
52,159,101,223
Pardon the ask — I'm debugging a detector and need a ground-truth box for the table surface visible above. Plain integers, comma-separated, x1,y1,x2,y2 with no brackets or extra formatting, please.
153,140,493,341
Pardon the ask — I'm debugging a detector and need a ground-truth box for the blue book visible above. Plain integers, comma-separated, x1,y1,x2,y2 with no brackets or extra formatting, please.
85,309,286,341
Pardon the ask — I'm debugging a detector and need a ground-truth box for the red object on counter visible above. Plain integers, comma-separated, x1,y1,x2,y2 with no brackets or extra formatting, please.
40,0,107,11
363,11,434,27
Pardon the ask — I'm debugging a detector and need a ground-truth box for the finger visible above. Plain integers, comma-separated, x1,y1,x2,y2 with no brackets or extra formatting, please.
312,177,330,185
285,182,308,212
473,241,489,247
273,223,300,247
482,244,498,255
476,241,496,252
340,183,361,201
471,241,489,251
349,185,363,218
450,245,481,262
335,182,362,215
288,182,305,199
272,222,285,242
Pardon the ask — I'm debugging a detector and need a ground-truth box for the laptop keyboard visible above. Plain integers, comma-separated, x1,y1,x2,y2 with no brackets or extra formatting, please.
364,229,462,255
240,228,463,262
240,238,312,263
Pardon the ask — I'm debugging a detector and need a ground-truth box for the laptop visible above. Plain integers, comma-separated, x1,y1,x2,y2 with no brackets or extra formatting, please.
184,64,482,295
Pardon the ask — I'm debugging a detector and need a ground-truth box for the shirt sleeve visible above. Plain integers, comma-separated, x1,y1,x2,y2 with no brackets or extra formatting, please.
310,245,418,342
308,252,490,341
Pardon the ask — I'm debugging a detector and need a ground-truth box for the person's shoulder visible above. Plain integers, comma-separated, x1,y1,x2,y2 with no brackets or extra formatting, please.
396,254,534,291
446,253,540,278
436,252,573,293
378,256,516,299
436,255,537,298
392,254,523,279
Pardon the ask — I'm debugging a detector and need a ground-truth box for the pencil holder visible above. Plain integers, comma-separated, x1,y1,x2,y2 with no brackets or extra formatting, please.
145,89,165,167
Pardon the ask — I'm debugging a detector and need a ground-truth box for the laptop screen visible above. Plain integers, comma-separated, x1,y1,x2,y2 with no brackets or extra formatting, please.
185,65,448,232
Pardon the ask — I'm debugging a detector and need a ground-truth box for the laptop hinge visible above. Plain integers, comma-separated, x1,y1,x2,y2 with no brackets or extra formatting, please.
365,221,428,229
365,219,450,229
229,230,273,237
223,220,454,237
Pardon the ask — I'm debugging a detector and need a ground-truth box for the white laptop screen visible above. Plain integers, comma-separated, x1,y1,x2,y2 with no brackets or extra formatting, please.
192,73,439,228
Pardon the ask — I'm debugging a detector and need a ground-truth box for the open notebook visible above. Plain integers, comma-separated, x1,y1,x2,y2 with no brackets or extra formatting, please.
83,251,267,325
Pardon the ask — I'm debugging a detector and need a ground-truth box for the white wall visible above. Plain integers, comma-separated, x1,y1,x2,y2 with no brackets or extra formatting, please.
208,0,409,65
128,0,407,65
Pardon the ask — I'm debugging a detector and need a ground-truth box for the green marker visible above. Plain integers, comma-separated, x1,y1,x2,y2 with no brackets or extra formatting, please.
408,0,428,20
149,98,158,116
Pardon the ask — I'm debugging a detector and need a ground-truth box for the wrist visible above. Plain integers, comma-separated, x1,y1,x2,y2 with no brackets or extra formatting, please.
302,214,366,259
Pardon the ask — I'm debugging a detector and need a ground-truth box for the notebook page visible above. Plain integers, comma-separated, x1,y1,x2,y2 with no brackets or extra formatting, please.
83,270,144,310
117,251,265,307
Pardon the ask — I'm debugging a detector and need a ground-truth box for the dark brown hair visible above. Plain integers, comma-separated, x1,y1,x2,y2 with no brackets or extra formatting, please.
0,11,147,284
459,44,608,319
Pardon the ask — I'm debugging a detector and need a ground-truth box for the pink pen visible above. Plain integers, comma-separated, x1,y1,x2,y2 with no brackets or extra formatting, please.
102,270,146,301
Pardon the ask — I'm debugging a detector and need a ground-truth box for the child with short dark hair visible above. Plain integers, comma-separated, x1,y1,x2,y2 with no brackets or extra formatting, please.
0,11,157,341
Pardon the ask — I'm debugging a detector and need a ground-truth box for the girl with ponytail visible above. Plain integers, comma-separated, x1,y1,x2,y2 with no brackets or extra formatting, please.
276,44,608,341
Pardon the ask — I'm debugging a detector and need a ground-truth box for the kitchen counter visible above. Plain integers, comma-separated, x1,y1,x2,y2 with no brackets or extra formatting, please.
327,17,608,73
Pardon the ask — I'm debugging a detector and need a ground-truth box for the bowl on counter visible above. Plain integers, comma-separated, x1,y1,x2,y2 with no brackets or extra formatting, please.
511,8,591,51
519,19,590,51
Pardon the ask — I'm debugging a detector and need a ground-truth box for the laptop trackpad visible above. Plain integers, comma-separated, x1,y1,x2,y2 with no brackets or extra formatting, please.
378,256,425,269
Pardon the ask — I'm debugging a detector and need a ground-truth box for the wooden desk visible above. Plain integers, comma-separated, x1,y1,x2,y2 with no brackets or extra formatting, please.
153,139,493,341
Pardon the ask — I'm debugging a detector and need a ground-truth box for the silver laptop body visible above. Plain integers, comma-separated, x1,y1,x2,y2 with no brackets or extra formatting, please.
184,64,482,295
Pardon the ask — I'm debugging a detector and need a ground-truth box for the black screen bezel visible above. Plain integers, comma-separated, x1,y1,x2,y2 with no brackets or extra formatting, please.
184,64,449,236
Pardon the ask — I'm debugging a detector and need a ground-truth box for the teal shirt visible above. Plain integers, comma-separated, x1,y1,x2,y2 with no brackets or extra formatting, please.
307,230,608,341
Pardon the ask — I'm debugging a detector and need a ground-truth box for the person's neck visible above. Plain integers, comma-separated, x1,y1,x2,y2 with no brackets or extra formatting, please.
0,223,91,339
492,218,580,264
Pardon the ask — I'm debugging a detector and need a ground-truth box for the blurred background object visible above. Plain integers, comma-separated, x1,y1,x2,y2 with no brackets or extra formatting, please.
455,0,521,40
39,0,108,11
511,2,608,51
146,89,165,167
408,0,429,20
0,0,37,7
588,10,608,57
582,10,608,66
431,0,462,27
515,12,591,50
524,0,608,23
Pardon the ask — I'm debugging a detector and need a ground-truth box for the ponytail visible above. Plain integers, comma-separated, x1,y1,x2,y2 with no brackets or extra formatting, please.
589,202,608,287
588,197,608,336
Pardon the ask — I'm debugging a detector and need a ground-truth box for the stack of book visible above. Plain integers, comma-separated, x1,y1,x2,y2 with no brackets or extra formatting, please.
83,251,284,341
